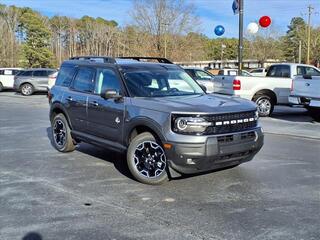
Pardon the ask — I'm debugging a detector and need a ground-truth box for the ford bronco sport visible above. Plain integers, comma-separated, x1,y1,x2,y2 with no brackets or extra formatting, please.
49,56,264,185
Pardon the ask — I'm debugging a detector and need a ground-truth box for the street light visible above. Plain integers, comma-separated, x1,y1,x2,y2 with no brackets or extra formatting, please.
221,44,226,68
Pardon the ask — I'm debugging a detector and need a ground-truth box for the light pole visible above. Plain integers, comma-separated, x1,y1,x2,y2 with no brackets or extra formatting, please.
221,44,226,68
161,22,170,58
238,0,244,74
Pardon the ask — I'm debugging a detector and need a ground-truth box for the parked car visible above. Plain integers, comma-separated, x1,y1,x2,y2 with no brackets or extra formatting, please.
48,71,59,90
14,68,58,96
214,63,320,117
249,68,267,77
49,56,264,185
0,68,22,91
289,75,320,121
184,67,215,93
218,68,252,76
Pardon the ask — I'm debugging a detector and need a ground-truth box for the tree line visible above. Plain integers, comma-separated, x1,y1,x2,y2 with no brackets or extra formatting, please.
0,0,319,68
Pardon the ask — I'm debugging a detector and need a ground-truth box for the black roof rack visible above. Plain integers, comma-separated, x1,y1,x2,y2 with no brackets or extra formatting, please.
118,57,173,64
70,56,116,64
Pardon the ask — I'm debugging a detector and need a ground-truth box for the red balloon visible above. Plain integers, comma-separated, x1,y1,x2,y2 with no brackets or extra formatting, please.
259,16,271,28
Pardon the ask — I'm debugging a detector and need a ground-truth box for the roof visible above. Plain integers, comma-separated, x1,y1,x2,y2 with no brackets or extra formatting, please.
21,68,57,71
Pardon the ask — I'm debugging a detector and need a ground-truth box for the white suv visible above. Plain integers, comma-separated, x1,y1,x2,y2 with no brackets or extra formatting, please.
0,68,22,91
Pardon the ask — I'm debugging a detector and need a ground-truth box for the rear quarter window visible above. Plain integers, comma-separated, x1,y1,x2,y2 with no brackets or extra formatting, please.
55,66,76,87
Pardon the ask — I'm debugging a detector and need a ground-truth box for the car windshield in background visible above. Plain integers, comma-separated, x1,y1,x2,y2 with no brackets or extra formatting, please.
122,68,204,97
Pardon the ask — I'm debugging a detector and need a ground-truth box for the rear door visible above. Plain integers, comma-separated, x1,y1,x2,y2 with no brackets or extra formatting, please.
87,67,125,143
266,65,292,104
33,70,51,89
0,69,15,88
65,66,95,132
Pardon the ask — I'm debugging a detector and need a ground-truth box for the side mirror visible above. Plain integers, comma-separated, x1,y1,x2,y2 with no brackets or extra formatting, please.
101,89,122,100
199,84,207,93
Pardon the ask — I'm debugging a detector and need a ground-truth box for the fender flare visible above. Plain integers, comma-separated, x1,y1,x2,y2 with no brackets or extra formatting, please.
50,102,73,129
124,117,167,146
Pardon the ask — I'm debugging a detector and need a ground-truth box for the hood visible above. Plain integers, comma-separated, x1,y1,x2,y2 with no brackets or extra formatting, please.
130,94,257,114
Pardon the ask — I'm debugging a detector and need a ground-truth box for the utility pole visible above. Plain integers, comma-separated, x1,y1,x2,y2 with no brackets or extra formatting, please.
238,0,244,75
307,5,314,64
298,40,302,64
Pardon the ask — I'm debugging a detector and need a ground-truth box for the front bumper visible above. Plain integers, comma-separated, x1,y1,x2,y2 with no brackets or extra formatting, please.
165,127,264,174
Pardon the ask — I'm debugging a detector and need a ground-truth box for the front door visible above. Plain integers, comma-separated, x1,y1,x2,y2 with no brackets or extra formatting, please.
87,67,125,143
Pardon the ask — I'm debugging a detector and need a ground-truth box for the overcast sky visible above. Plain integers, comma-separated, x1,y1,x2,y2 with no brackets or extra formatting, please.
2,0,320,38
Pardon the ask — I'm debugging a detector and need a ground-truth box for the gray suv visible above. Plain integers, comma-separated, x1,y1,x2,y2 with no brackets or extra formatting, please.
49,56,264,185
14,68,57,95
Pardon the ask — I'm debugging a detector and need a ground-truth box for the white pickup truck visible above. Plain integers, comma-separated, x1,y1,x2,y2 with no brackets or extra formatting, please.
289,75,320,121
214,63,320,116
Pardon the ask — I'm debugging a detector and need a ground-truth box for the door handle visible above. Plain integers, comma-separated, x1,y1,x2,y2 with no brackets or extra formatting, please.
90,101,99,107
66,96,73,101
305,83,310,86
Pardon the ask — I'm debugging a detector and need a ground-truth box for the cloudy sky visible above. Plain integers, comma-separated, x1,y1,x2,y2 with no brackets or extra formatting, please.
2,0,320,38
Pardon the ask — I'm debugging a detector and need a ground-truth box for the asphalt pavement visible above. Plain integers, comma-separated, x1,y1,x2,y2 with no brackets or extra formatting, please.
0,92,319,240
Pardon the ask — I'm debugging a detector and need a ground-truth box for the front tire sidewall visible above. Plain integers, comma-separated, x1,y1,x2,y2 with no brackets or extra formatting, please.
254,95,274,117
21,83,34,96
51,114,75,152
127,132,168,185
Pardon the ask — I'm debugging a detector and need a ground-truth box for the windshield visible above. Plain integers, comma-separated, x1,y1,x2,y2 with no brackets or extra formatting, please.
122,67,204,97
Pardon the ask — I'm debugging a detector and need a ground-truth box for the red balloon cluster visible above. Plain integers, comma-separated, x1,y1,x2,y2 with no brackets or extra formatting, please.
259,16,271,28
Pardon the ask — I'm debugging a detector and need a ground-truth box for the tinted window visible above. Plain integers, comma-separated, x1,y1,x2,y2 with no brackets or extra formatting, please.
94,68,121,94
251,69,262,73
12,70,20,75
20,71,33,77
33,70,49,77
267,65,290,78
306,67,320,76
55,66,76,87
195,70,212,80
73,67,95,92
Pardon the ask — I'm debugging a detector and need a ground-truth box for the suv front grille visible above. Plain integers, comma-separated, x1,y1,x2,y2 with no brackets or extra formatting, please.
203,111,257,135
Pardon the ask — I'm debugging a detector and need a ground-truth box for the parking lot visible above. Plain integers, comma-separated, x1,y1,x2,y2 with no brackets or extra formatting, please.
0,91,319,240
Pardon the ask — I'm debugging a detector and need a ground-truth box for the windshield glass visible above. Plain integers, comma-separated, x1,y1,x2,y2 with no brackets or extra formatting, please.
121,67,204,97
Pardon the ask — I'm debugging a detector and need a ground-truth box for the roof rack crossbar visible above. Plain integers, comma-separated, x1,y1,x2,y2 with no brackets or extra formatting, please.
118,57,173,64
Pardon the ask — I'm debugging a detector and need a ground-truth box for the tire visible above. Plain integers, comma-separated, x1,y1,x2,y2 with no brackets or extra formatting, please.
20,83,34,96
253,94,274,117
0,82,3,92
51,113,76,152
127,132,168,185
307,107,320,122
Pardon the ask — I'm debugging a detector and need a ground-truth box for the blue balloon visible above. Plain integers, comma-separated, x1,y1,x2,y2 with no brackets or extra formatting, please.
214,25,225,36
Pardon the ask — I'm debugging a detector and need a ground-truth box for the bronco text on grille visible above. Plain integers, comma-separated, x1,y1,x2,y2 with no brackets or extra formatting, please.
204,111,258,135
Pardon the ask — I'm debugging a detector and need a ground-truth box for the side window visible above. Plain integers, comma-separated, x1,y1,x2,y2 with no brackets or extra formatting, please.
94,68,121,94
12,70,20,75
279,65,290,78
306,67,320,76
267,66,280,77
297,66,306,76
73,67,95,93
195,70,212,80
55,66,76,87
20,71,33,77
33,70,48,77
0,70,4,75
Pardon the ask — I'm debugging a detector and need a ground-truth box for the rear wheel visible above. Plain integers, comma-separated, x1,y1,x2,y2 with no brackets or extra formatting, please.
51,113,76,152
253,94,274,117
127,132,168,185
20,83,34,96
307,107,320,122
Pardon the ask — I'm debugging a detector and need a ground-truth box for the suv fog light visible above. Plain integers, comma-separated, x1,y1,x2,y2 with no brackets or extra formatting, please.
187,158,196,165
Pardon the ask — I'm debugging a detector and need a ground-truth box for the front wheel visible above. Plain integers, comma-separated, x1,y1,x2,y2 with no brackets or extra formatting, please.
253,94,274,117
0,82,3,92
127,132,168,185
20,83,34,96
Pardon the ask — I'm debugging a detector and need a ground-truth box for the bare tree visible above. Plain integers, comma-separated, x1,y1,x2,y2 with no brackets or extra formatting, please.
130,0,200,57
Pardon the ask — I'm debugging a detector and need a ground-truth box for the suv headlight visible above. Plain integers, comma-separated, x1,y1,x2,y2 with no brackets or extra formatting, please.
172,116,212,134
